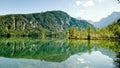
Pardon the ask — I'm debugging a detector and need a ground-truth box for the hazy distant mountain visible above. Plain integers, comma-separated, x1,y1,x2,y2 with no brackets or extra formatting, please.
77,17,94,25
0,10,93,36
94,12,120,28
87,20,94,24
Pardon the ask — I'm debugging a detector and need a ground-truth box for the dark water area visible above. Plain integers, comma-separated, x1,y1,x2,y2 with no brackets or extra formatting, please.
0,37,119,68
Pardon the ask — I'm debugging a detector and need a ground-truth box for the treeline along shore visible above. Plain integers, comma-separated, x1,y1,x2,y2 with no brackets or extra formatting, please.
66,19,120,40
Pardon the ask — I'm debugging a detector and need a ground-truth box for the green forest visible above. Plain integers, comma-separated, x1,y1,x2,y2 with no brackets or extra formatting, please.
66,19,120,40
0,11,92,38
0,11,120,40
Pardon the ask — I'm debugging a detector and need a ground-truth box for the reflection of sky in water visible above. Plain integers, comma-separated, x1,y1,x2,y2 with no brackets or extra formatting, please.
0,51,114,68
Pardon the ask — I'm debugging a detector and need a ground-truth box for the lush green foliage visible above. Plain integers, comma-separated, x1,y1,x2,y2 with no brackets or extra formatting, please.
104,19,120,38
66,24,96,39
67,19,120,40
96,19,120,39
0,11,92,38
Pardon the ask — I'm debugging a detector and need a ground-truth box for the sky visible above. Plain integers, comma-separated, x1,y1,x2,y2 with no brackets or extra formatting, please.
0,0,120,22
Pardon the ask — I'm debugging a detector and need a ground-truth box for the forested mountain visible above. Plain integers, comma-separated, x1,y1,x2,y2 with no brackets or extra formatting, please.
94,12,120,28
0,11,92,37
103,19,120,38
66,18,120,40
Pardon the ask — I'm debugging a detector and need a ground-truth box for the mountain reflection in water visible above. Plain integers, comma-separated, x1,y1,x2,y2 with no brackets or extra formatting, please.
0,38,119,68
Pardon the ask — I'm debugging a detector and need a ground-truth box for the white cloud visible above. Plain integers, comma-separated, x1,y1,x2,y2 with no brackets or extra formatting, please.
95,0,104,2
75,0,95,7
76,0,82,6
98,0,104,2
83,0,95,7
111,7,116,10
108,6,116,12
108,6,116,10
78,10,85,16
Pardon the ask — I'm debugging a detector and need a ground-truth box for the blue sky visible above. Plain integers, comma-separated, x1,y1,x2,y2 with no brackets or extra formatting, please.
0,0,120,22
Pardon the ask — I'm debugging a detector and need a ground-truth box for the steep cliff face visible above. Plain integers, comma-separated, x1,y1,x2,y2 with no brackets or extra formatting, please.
0,11,92,36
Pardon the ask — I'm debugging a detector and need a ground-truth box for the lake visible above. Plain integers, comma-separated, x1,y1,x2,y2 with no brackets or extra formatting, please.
0,37,119,68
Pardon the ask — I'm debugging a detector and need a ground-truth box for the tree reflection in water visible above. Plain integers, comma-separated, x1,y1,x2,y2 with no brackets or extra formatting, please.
114,52,120,68
0,37,119,67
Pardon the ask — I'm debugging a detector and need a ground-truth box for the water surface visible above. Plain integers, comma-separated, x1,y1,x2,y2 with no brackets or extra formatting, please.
0,38,119,68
